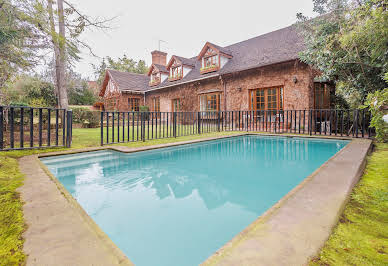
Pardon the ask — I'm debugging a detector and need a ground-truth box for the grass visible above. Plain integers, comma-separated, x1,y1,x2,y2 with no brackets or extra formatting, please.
0,156,25,265
310,143,388,266
0,128,242,158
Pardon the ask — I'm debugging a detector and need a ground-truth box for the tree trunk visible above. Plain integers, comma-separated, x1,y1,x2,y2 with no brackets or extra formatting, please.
57,0,68,109
47,0,61,105
47,0,68,109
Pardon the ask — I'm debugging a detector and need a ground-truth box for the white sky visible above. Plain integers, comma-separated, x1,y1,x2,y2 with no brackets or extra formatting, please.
70,0,317,79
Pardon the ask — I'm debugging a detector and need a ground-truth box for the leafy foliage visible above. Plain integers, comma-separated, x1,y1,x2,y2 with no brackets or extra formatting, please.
0,0,47,89
72,106,100,128
93,54,148,85
363,88,388,142
297,0,388,106
68,86,96,105
4,75,57,107
67,70,97,105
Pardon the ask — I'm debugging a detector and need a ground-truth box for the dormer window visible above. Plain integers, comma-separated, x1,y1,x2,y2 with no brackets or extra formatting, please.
149,72,160,86
204,54,219,68
148,63,168,86
166,55,195,82
200,54,219,74
151,73,159,82
198,42,232,74
170,66,182,81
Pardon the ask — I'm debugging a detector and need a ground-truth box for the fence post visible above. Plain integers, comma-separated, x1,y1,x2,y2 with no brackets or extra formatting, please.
141,112,145,142
246,111,249,132
173,112,177,138
66,110,72,148
100,112,104,146
217,111,221,132
0,106,3,150
309,110,312,136
197,112,201,134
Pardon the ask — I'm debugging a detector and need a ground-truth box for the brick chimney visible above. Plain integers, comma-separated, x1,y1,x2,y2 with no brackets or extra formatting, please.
151,50,167,66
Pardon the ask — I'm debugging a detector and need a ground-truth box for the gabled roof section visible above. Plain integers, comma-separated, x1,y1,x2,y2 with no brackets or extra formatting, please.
99,69,149,96
166,55,196,69
197,41,233,60
147,63,169,76
177,56,195,67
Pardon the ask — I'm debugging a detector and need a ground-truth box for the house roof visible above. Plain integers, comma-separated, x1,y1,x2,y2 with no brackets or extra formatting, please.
147,63,169,76
154,64,169,73
173,56,196,67
197,42,233,60
100,24,304,95
150,25,304,90
166,55,196,69
99,69,149,96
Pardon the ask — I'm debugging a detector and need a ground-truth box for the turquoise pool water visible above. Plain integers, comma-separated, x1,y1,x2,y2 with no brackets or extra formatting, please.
41,135,348,266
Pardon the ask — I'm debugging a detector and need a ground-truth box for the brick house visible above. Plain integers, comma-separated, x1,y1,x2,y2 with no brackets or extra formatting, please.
99,25,332,114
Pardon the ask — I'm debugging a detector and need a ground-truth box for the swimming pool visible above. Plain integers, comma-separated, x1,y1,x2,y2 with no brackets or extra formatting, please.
41,135,349,266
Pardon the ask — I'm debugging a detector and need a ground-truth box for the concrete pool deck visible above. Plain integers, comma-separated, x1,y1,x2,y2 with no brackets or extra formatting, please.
17,134,372,265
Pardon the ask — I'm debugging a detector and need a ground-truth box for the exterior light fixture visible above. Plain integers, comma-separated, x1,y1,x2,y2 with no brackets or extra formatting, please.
293,77,298,83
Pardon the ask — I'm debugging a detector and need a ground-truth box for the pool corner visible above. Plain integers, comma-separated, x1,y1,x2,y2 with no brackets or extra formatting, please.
201,138,372,266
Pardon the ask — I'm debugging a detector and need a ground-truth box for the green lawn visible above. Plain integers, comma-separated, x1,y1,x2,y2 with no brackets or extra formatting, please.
310,143,388,266
0,156,25,265
72,126,236,149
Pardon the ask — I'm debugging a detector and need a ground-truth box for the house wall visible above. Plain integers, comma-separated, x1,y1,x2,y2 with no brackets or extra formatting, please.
145,77,225,112
144,60,314,112
103,89,144,111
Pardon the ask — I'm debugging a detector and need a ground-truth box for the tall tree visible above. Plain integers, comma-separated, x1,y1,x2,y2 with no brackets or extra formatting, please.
0,0,46,96
93,55,148,85
297,0,388,106
44,0,113,108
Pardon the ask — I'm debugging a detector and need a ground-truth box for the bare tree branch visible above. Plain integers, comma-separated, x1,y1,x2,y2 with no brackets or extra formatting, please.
63,0,116,29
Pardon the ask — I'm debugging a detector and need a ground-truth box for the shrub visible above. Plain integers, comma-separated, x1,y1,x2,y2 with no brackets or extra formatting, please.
363,88,388,142
139,106,149,112
71,107,100,128
139,106,150,120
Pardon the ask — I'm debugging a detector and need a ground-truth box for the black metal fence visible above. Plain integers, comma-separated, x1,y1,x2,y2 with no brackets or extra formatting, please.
0,106,73,151
100,109,374,145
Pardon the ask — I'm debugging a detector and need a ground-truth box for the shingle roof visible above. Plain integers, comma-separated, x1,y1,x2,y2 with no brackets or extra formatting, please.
219,25,304,74
207,42,232,57
174,56,196,67
153,64,169,73
103,24,304,93
107,69,149,92
150,25,304,90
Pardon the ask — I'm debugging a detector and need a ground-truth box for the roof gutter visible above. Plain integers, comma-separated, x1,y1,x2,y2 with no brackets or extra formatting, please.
121,90,145,94
117,59,299,94
145,73,220,93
